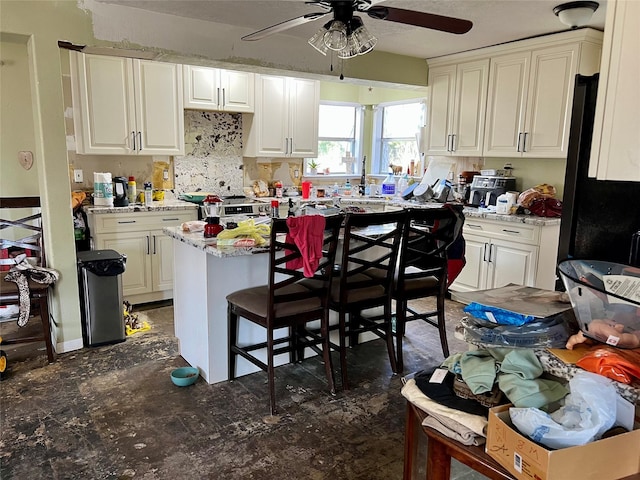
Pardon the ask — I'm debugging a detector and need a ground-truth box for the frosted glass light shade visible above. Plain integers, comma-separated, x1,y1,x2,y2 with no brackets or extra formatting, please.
553,1,599,28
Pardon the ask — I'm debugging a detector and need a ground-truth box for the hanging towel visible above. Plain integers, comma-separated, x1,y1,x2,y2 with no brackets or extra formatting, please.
285,215,326,277
3,253,59,327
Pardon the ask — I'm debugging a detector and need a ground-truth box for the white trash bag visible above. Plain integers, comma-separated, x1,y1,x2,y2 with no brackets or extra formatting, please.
509,371,617,449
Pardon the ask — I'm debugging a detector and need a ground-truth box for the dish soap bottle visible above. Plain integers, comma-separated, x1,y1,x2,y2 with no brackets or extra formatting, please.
382,170,396,197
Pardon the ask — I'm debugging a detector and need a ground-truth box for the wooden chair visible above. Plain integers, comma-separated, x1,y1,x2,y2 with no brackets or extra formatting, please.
227,214,343,415
330,210,407,390
0,197,56,363
392,205,465,371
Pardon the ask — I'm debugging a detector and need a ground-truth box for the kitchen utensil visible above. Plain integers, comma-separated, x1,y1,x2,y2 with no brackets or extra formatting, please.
202,195,224,237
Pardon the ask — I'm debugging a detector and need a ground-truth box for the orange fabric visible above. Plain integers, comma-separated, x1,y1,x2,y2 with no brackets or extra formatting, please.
576,348,640,384
285,215,326,278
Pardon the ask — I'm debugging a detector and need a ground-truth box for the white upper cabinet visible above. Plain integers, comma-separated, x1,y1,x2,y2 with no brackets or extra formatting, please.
183,65,254,113
425,59,489,156
243,74,319,158
70,52,184,156
484,44,579,158
483,31,602,158
589,0,640,181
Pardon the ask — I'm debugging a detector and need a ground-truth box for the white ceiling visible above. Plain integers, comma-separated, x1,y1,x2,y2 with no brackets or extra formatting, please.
92,0,606,59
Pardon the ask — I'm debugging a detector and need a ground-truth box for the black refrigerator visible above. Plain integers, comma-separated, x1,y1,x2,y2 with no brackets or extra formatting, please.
557,74,640,269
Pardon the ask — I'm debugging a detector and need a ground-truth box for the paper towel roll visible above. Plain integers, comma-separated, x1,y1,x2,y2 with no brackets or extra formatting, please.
93,172,114,207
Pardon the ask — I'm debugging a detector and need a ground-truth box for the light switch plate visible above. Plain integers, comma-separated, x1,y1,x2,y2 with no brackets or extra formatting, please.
74,169,83,183
18,151,34,170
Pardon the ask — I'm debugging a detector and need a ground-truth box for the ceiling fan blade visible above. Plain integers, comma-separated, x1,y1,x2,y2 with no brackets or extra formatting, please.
367,6,472,35
242,11,329,41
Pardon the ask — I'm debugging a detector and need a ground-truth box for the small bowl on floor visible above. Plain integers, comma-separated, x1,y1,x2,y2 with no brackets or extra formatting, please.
170,367,199,387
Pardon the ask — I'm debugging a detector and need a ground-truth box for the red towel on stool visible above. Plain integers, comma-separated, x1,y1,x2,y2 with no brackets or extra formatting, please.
286,215,326,277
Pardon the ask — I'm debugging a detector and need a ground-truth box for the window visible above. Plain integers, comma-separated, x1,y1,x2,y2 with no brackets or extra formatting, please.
307,102,363,175
372,100,425,175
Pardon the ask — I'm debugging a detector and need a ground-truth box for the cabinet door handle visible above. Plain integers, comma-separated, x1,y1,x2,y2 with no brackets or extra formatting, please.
488,244,494,263
467,223,483,229
152,235,157,255
132,131,137,151
517,132,522,152
137,131,142,152
118,220,137,224
502,229,522,235
522,132,528,152
222,88,226,108
146,236,150,255
483,243,488,262
450,134,456,152
162,218,180,222
217,87,221,106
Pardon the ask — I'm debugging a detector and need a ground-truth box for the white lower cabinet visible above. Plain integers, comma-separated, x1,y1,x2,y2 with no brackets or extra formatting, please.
450,217,559,292
88,210,197,304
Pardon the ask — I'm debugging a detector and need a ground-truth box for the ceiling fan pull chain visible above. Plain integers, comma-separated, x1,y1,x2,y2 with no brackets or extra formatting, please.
340,58,344,81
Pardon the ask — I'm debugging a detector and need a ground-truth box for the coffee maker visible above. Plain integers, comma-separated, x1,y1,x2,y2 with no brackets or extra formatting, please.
113,176,129,207
469,175,516,207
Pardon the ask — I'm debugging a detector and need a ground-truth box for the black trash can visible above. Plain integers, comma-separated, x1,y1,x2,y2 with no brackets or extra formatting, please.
77,250,127,347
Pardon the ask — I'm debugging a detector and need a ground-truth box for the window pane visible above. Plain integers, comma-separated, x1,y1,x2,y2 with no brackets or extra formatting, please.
382,140,418,174
382,103,423,138
316,140,354,174
318,105,356,138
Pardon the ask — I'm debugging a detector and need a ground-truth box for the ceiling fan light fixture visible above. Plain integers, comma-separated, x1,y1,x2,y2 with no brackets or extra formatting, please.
553,1,599,29
337,34,360,59
351,24,377,55
323,20,348,51
308,24,331,55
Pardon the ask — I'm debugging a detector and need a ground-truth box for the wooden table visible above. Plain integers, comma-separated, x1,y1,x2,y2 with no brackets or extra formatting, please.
403,401,513,480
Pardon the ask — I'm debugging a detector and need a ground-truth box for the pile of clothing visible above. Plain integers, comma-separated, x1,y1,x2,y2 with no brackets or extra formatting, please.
401,347,568,446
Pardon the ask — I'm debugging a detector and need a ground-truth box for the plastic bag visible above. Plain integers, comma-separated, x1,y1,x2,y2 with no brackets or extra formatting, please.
528,197,562,217
463,302,536,326
576,348,640,384
510,371,617,449
517,184,557,208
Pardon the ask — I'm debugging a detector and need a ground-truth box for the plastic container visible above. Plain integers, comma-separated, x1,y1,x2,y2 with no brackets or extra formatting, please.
143,182,153,205
271,200,280,218
127,176,137,204
557,259,640,349
381,172,396,197
495,193,510,214
301,181,312,199
343,179,352,196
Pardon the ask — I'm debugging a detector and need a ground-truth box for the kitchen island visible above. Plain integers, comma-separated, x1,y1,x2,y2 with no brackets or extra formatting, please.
163,225,278,383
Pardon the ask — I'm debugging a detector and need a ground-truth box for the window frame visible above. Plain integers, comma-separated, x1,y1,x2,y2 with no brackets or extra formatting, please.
306,101,364,176
371,98,426,175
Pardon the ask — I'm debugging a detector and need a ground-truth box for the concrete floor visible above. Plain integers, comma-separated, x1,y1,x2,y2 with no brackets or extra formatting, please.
0,298,490,480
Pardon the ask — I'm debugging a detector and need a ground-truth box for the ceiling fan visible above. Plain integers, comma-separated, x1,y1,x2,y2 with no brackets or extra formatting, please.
242,1,473,49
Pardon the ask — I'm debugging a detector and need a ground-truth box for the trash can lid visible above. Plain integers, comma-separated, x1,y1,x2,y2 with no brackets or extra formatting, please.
77,249,124,263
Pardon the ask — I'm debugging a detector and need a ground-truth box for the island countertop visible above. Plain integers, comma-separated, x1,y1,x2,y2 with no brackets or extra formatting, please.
162,225,269,258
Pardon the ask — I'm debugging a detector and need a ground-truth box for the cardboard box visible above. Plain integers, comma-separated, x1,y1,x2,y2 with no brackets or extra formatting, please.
486,404,640,480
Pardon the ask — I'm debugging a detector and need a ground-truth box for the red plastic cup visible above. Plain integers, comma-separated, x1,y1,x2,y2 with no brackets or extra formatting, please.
301,181,312,199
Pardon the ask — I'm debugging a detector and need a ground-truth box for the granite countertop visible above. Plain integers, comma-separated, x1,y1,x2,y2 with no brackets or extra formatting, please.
256,196,560,226
163,225,270,258
84,199,198,214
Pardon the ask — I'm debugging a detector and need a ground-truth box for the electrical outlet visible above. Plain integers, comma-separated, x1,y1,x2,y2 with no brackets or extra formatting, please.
73,169,83,183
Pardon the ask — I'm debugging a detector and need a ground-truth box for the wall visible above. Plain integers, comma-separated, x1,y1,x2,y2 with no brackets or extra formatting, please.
483,157,568,199
1,1,97,352
0,36,38,196
82,0,429,87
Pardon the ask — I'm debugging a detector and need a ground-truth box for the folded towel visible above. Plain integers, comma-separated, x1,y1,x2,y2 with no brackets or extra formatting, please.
401,379,488,437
